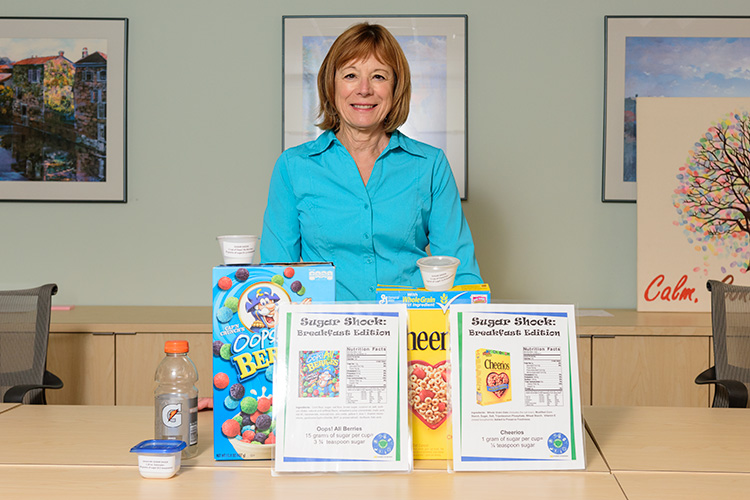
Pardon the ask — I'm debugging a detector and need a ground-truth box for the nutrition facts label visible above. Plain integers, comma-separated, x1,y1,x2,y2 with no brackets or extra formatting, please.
346,346,387,404
523,346,563,407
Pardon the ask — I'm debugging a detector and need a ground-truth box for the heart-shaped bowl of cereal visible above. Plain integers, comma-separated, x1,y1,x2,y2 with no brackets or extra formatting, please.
408,360,451,430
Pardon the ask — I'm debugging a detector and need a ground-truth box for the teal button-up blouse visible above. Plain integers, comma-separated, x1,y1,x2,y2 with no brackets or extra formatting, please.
260,130,482,301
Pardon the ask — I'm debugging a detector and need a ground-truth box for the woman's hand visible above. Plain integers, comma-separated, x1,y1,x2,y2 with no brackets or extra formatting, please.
197,397,213,411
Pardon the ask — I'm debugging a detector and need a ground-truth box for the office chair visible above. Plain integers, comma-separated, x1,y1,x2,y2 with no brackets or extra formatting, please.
0,283,63,404
695,280,750,408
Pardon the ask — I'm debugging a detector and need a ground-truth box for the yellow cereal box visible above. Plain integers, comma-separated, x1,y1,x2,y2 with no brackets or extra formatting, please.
376,284,490,460
475,349,511,405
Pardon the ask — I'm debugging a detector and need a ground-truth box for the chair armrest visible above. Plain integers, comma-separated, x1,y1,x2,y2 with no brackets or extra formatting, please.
695,366,748,408
3,370,64,403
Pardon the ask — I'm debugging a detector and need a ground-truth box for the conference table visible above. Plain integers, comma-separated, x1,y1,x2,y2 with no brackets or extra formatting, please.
0,405,747,499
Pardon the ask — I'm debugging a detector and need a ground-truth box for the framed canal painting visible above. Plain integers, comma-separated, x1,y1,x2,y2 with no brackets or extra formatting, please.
0,17,127,202
282,15,468,199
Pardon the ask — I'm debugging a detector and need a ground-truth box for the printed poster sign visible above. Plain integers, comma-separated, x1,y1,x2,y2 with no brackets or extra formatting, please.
449,303,585,471
637,97,750,312
274,303,411,473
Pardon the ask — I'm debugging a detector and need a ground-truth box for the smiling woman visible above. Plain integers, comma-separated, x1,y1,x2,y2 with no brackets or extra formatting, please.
260,22,482,301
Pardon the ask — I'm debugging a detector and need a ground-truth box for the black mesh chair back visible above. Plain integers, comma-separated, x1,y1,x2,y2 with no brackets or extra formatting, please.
697,280,750,407
0,283,62,404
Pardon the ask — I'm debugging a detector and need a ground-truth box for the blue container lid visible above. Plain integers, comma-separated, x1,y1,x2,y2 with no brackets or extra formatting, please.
130,439,187,454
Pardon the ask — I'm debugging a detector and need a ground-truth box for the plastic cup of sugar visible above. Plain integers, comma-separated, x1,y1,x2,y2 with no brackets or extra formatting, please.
217,235,258,265
417,256,460,291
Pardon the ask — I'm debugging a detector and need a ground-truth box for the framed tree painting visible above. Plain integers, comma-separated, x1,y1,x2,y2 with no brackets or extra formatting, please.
0,17,128,202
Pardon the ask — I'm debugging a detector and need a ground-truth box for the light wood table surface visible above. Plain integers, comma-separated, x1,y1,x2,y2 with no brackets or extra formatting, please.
0,404,607,472
615,471,750,500
0,404,621,500
0,402,19,414
0,465,624,500
585,406,750,473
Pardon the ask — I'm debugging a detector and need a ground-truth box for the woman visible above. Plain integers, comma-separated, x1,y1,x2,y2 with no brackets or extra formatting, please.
261,23,481,300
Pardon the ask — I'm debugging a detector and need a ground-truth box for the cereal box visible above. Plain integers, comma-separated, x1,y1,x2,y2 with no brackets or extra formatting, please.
212,262,335,460
375,284,490,460
475,349,511,405
298,350,340,398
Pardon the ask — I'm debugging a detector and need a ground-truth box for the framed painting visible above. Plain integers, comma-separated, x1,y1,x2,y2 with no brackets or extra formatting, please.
0,17,127,202
603,16,750,202
283,15,468,199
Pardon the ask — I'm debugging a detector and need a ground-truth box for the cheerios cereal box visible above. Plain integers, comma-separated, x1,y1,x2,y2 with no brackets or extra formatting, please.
376,284,490,460
476,349,512,405
212,263,335,460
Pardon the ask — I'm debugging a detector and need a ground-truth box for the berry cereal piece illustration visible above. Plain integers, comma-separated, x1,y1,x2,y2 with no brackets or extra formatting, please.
283,267,295,278
212,340,223,356
235,268,249,281
224,296,239,313
271,274,284,286
290,280,302,293
242,429,255,442
257,396,271,413
229,383,245,400
219,343,232,361
221,418,241,438
218,276,232,290
216,306,233,323
255,413,272,432
240,396,258,414
224,396,239,410
214,372,230,390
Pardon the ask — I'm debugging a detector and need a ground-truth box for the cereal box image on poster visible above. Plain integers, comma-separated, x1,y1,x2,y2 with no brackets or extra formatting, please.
299,351,340,398
476,349,511,405
212,263,335,460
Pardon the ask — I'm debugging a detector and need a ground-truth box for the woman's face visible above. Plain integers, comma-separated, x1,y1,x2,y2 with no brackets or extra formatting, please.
334,54,394,136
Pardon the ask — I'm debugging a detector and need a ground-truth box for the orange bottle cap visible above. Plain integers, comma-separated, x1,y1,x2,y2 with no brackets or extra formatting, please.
164,340,189,353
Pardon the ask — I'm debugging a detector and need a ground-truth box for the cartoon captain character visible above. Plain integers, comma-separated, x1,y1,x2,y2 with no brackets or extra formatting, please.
246,287,281,329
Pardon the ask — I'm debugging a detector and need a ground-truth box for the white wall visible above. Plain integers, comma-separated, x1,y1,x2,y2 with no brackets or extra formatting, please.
0,0,740,307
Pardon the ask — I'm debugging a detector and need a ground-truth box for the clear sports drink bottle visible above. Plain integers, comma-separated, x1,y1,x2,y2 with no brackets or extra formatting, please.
154,340,199,459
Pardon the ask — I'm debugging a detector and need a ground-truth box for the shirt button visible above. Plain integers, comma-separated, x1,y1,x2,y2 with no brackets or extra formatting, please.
363,233,370,239
365,257,373,264
369,286,375,292
364,204,369,210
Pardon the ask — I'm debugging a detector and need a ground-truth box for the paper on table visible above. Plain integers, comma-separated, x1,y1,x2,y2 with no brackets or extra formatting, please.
273,302,412,474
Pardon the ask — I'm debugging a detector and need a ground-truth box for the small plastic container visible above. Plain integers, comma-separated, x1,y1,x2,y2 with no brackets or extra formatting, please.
417,256,460,291
217,235,258,265
130,439,187,479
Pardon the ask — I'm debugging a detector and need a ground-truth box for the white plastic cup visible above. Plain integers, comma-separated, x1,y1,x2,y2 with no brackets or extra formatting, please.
217,235,258,265
417,256,460,291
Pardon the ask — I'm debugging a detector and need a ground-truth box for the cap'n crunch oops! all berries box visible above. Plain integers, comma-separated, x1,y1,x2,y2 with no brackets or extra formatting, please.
212,262,335,460
375,283,490,460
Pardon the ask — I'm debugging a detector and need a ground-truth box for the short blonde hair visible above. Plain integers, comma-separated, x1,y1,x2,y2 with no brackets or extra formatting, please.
316,23,411,133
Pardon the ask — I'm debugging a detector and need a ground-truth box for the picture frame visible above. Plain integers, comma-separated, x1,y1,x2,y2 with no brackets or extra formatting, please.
0,17,128,202
602,16,750,202
283,15,468,199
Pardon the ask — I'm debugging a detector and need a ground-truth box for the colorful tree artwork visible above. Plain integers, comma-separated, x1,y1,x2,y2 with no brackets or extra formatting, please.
673,110,750,276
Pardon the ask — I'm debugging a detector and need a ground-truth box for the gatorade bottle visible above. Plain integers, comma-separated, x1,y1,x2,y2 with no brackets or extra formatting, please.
154,340,199,458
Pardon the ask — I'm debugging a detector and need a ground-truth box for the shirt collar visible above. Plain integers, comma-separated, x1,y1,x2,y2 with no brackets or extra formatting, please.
307,129,426,158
